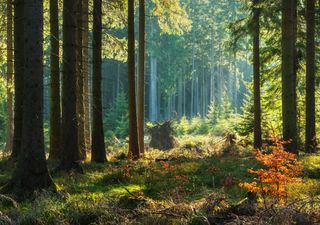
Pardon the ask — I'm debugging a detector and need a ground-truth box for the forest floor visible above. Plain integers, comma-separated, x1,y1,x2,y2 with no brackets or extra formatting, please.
1,135,320,224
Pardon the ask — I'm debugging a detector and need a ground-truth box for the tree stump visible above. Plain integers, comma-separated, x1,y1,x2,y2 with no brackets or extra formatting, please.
148,121,177,150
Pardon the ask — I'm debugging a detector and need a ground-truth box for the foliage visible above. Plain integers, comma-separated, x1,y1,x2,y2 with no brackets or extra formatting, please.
240,137,303,204
104,91,128,140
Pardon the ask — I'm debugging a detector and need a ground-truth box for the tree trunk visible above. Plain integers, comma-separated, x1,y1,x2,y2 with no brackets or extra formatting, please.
6,0,14,153
8,0,54,195
128,0,140,160
12,0,24,159
281,0,298,153
149,57,157,122
76,0,86,160
61,0,81,170
305,0,316,153
83,0,91,153
253,0,262,149
138,0,145,154
49,0,61,160
91,0,106,163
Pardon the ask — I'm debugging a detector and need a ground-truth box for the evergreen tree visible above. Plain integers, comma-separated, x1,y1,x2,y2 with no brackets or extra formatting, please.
61,0,81,170
7,0,55,195
128,0,140,160
49,0,61,160
91,0,106,163
281,0,298,153
6,0,13,152
252,0,262,149
305,0,316,153
12,0,24,159
138,0,145,154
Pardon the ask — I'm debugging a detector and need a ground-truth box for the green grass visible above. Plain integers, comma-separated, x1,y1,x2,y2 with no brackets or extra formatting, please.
0,138,320,224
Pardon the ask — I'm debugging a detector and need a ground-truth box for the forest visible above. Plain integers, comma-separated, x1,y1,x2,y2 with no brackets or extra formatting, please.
0,0,319,224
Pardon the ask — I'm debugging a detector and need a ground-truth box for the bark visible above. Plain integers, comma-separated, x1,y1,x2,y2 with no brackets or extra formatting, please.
138,0,145,154
91,0,106,163
253,0,262,149
305,0,317,153
281,0,298,153
12,0,24,159
76,0,86,160
6,0,14,153
49,0,61,160
128,0,140,160
61,0,81,170
8,0,54,195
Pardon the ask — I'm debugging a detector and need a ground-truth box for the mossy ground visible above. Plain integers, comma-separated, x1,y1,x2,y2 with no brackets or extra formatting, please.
0,135,320,224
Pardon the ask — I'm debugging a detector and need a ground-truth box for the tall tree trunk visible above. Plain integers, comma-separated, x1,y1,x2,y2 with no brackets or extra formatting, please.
138,0,145,154
91,0,106,163
305,0,316,153
253,0,262,149
8,0,54,195
49,0,61,160
77,0,86,160
61,0,81,170
128,0,140,160
83,0,91,153
12,0,24,159
149,57,157,121
6,0,14,153
281,0,298,153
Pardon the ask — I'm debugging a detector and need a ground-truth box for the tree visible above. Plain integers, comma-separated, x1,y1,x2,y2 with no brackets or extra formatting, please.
305,0,316,153
281,0,298,153
6,0,14,153
252,0,262,149
7,0,54,195
128,0,140,160
138,0,145,154
49,0,61,160
91,0,106,163
83,0,91,153
61,0,81,170
77,0,87,160
12,0,24,159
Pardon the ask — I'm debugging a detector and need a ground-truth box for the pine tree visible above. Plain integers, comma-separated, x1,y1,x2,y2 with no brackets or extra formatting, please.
138,0,146,154
305,0,316,153
281,0,298,153
253,0,262,149
61,0,81,170
7,0,55,195
91,0,106,163
6,0,14,153
12,0,24,159
49,0,61,160
128,0,140,160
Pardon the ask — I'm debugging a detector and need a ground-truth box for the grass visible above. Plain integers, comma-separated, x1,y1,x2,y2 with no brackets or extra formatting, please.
0,136,320,224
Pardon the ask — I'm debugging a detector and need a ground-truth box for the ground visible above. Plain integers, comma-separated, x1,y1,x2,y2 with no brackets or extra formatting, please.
0,135,320,224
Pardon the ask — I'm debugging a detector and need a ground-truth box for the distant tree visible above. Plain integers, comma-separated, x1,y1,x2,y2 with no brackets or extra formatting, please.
49,0,61,160
12,0,24,159
305,0,316,153
128,0,140,160
61,0,81,170
281,0,298,153
7,0,54,194
252,0,262,149
6,0,14,152
77,0,87,160
91,0,106,163
138,0,145,154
